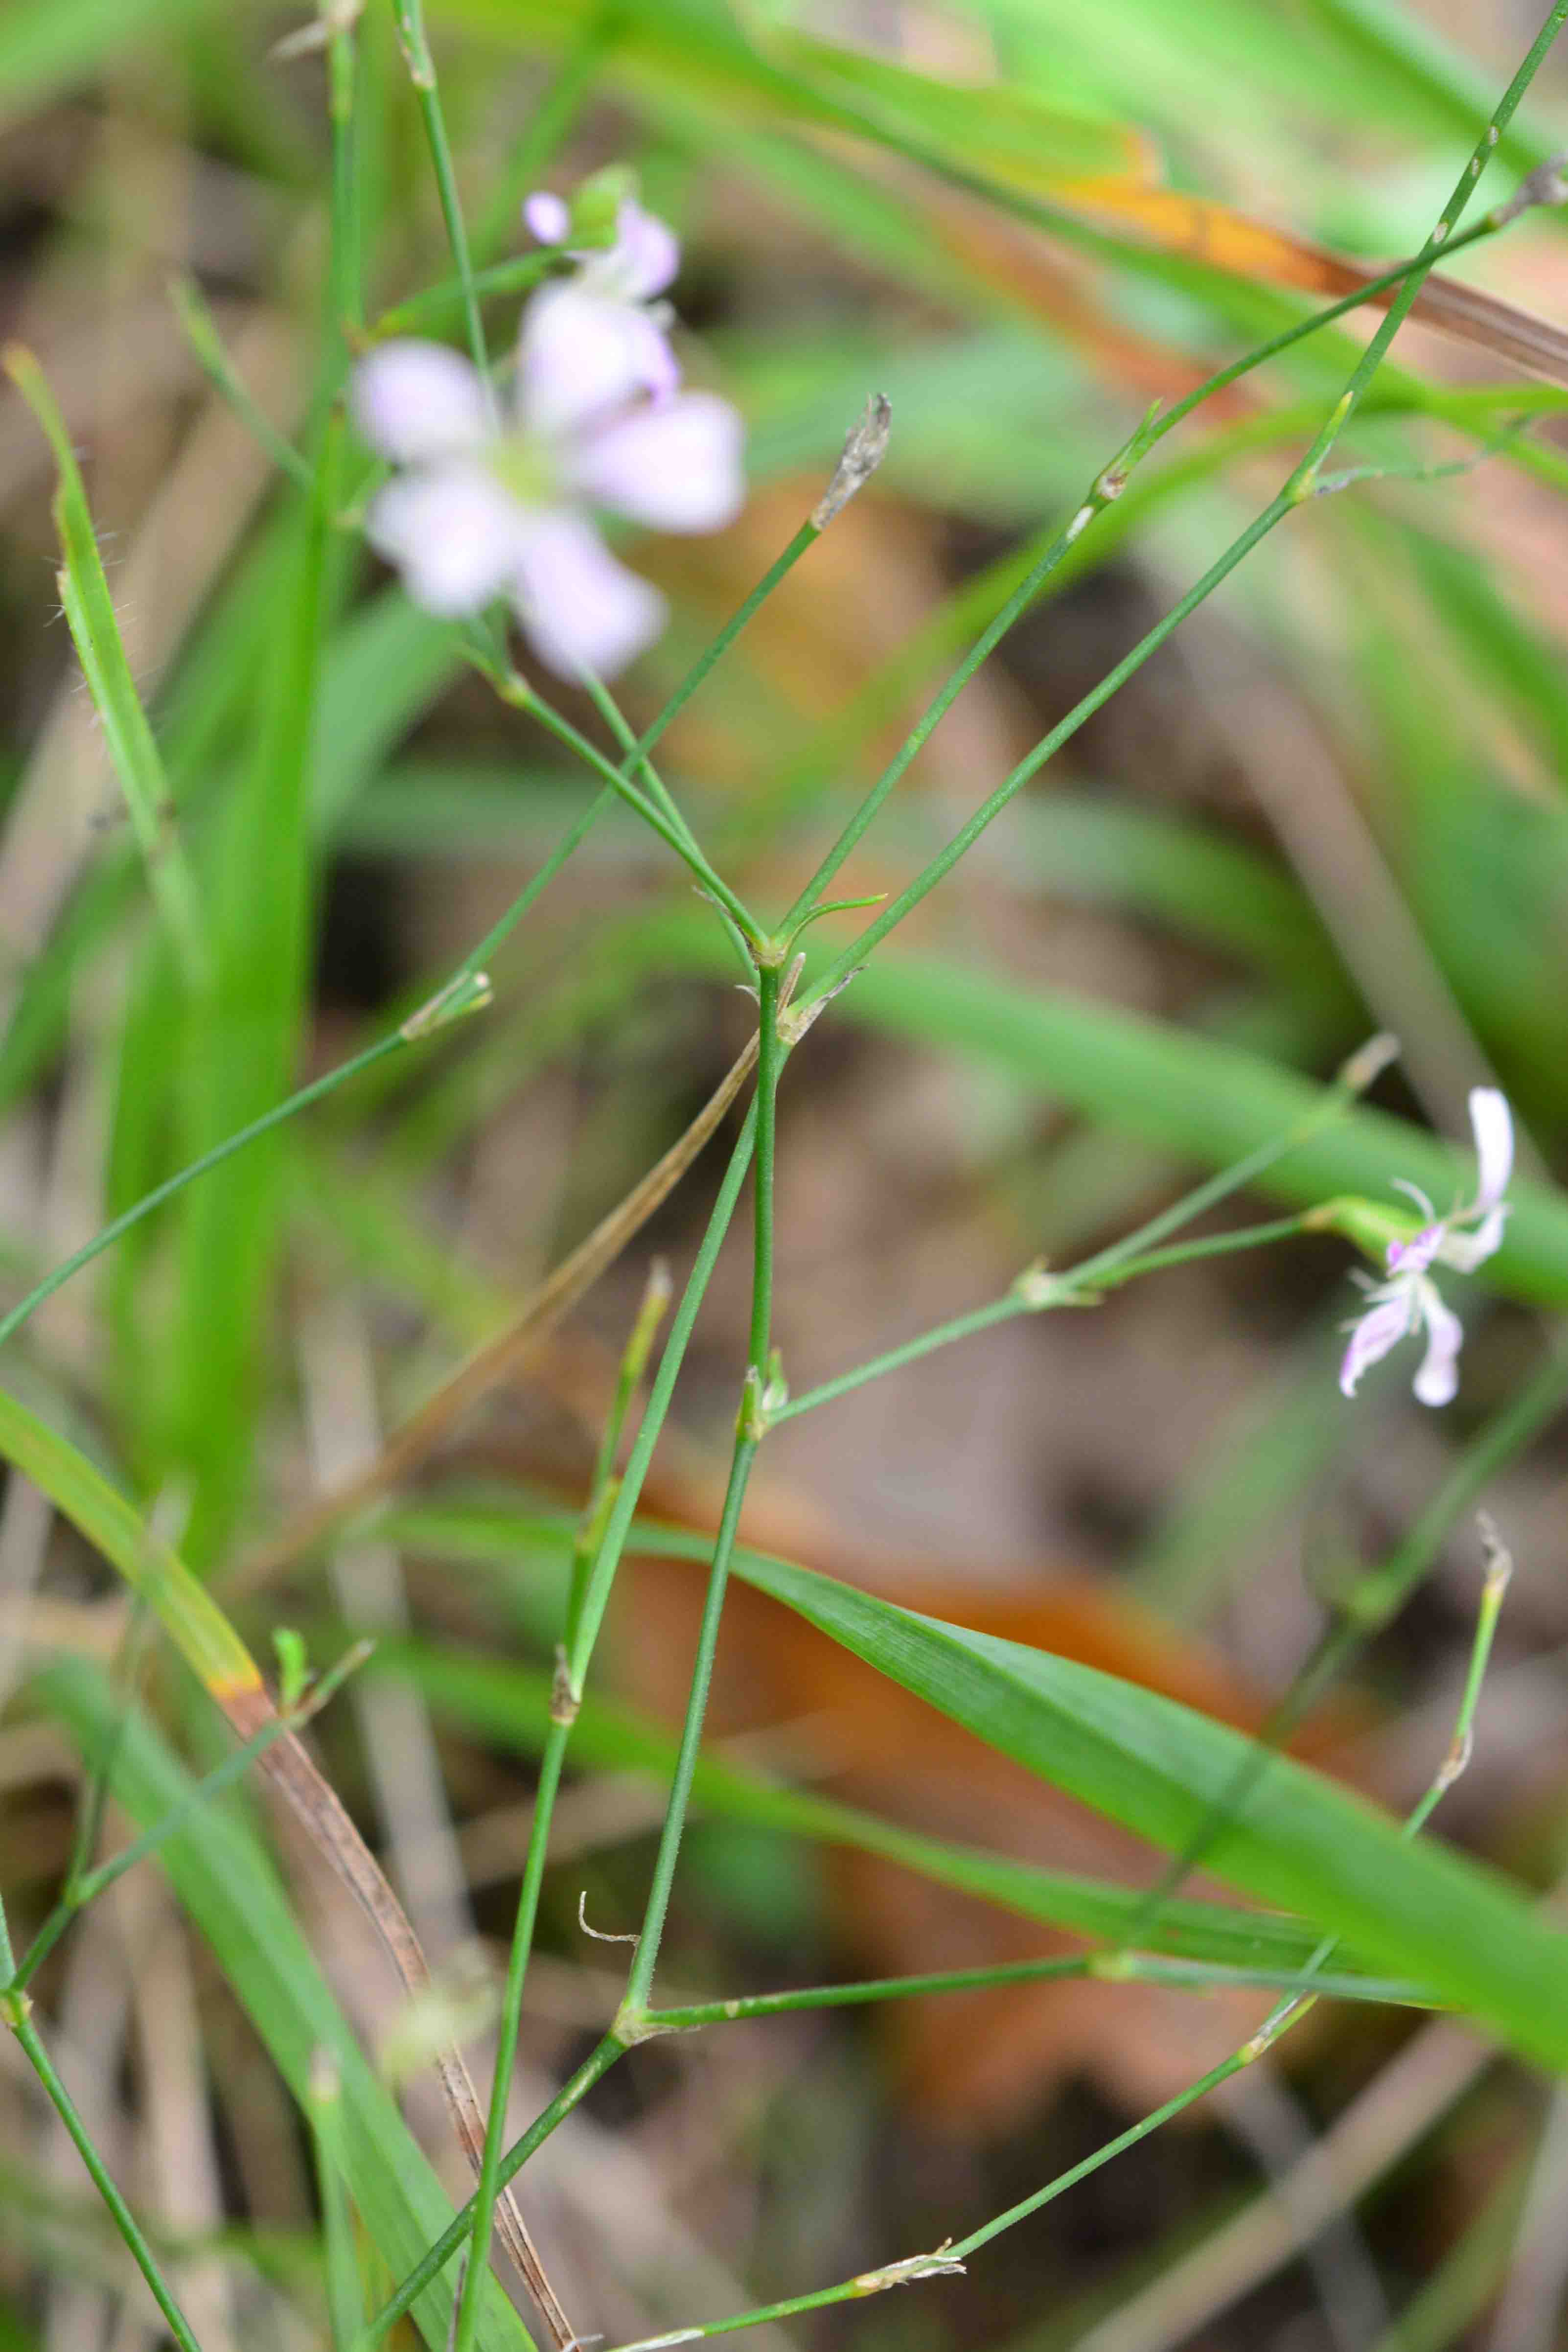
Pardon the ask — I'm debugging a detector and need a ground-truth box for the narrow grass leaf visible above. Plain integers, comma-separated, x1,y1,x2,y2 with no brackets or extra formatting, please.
0,1381,260,1705
33,1656,534,2352
728,1548,1568,2071
5,348,204,979
165,425,340,1563
384,1624,1408,1984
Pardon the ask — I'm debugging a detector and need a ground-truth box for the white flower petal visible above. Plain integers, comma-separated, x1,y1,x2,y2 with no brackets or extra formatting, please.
511,509,667,678
1412,1284,1464,1407
567,391,744,532
1338,1292,1415,1398
1386,1223,1442,1277
524,189,570,244
366,463,530,616
1438,1204,1509,1274
351,341,490,461
520,285,679,439
1468,1087,1514,1211
602,200,679,300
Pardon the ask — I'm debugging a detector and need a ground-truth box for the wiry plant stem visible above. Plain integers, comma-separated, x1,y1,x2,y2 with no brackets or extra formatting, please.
797,1,1568,1010
1,1895,205,2352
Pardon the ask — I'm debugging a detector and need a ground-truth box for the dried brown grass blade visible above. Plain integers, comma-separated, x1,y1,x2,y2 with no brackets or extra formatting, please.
931,167,1568,388
222,1683,577,2345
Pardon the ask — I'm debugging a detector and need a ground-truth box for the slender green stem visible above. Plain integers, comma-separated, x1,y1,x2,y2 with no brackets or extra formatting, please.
455,785,616,983
775,212,1510,936
565,1110,758,1693
499,673,763,943
598,1512,1512,2352
371,250,555,334
170,277,315,488
1119,1337,1568,1957
752,372,1567,855
444,513,822,981
615,971,785,2020
1230,1518,1513,2052
1089,1216,1312,1289
949,2048,1254,2262
352,2033,623,2351
574,668,760,970
748,966,783,1368
549,518,819,912
775,1032,1390,1423
591,1261,673,1503
773,1218,1307,1425
384,1123,756,2327
451,1710,572,2352
676,518,821,720
327,19,363,348
430,1268,671,2345
388,0,493,414
14,1641,370,1995
1118,1366,1544,1959
782,431,1137,932
775,1295,1024,1423
577,665,709,868
1131,212,1501,455
1351,1340,1568,1627
641,1952,1433,2032
451,995,773,2327
567,1261,672,1646
0,1955,204,2352
0,1029,403,1350
1066,1039,1392,1288
618,1435,758,2021
0,516,820,1357
796,2,1568,1013
800,495,1289,1008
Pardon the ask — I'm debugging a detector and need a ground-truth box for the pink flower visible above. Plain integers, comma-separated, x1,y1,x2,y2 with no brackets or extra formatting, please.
1338,1088,1513,1407
350,222,743,678
523,193,681,409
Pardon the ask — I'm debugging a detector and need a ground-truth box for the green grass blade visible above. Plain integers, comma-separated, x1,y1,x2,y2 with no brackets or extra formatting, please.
5,347,205,981
726,1548,1568,2072
438,0,1137,180
385,1625,1403,1982
165,420,342,1564
33,1656,535,2352
0,1382,260,1705
0,0,219,115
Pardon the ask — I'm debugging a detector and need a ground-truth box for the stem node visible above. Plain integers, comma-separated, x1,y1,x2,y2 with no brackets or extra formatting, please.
610,2006,669,2048
551,1647,580,1726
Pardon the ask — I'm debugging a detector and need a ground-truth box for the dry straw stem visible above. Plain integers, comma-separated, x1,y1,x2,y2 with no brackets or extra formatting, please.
228,1672,577,2344
0,1378,575,2342
228,1030,761,1593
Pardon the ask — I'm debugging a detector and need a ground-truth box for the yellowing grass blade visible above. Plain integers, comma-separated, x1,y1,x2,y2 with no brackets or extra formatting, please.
0,1381,575,2345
